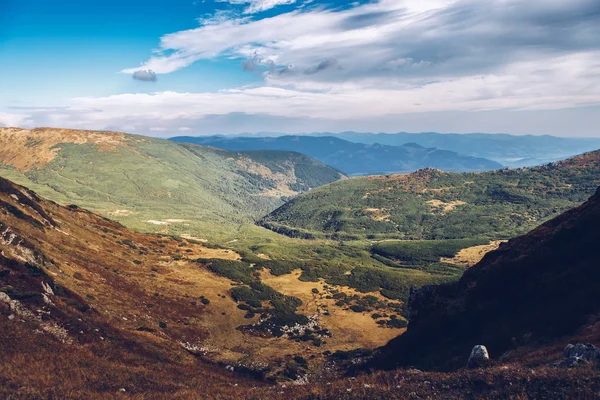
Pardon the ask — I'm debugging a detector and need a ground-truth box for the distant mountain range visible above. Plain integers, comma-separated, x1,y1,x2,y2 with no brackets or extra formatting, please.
184,132,600,169
323,132,600,168
170,135,503,176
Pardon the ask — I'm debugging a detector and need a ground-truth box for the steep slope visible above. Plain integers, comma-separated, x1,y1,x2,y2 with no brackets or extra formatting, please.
2,167,599,398
0,128,344,240
171,135,503,175
371,187,600,371
0,175,406,386
324,132,600,168
261,151,600,240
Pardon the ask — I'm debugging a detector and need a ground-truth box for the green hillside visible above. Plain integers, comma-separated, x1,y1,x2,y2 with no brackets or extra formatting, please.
4,127,600,321
0,128,344,240
261,152,600,241
0,128,479,322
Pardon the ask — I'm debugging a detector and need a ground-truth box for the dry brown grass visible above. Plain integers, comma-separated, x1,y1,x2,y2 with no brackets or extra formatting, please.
0,127,135,171
3,316,600,400
268,365,600,400
441,241,506,267
260,270,403,352
362,208,391,222
427,199,467,214
0,176,400,380
0,316,270,400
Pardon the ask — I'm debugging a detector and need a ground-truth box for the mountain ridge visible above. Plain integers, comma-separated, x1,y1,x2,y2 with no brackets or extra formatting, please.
0,127,345,240
170,135,503,176
261,150,600,240
173,131,600,168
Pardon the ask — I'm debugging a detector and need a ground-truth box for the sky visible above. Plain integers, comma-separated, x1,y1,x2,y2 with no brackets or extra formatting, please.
1,0,600,137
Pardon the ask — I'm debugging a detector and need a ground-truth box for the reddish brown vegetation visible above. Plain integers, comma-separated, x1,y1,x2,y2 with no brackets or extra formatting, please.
2,175,600,399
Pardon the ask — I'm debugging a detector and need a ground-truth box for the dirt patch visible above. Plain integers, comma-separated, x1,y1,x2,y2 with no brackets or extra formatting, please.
427,199,467,214
441,240,507,267
107,209,136,217
362,208,391,222
147,220,168,225
146,219,190,225
180,234,208,243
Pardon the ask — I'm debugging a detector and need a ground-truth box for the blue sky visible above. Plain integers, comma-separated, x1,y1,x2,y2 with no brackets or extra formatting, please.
1,0,600,137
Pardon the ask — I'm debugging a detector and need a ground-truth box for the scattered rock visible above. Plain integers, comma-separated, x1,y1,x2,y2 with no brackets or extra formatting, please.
0,291,11,305
562,343,600,368
467,345,490,368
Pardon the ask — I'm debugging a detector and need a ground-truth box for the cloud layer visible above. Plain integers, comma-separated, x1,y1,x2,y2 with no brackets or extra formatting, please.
4,0,600,136
216,0,297,14
122,0,600,81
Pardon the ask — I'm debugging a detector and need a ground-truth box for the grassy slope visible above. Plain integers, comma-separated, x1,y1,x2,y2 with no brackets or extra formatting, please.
262,153,600,240
0,128,344,241
0,128,482,318
7,128,598,324
2,177,600,398
0,174,405,381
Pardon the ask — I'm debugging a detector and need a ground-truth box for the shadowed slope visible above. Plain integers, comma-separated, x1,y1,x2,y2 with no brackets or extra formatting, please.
371,187,600,371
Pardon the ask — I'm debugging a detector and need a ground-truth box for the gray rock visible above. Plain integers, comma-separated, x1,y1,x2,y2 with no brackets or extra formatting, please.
468,345,490,369
562,344,600,368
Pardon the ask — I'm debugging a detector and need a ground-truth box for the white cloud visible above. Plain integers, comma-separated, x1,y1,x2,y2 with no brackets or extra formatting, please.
119,0,600,119
121,0,455,75
216,0,297,14
197,9,243,25
0,112,29,127
16,50,600,134
12,0,600,135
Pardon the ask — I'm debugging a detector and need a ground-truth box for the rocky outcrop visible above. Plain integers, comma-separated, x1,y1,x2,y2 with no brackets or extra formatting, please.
467,345,490,369
562,344,600,368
